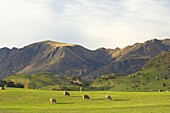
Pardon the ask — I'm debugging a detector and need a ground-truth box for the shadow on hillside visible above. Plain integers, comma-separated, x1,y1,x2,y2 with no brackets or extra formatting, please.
92,98,105,100
57,102,74,104
72,96,81,97
113,98,130,101
92,98,130,101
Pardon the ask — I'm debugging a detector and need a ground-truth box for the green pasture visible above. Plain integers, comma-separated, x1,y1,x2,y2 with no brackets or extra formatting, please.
0,88,170,113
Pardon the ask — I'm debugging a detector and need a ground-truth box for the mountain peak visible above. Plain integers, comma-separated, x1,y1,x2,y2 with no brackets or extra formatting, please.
40,40,76,47
0,38,170,80
162,38,170,45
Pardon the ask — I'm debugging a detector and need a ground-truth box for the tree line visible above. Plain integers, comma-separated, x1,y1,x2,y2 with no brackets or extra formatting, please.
0,80,24,88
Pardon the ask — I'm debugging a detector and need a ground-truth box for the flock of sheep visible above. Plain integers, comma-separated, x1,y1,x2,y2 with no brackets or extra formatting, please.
50,91,112,103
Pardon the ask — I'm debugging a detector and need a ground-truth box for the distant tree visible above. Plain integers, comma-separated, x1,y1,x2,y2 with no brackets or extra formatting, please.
5,81,24,88
15,82,24,88
59,85,67,91
0,80,7,87
163,83,166,87
6,81,16,87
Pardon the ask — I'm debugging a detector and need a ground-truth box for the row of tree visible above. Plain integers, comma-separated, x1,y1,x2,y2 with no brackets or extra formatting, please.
0,80,24,88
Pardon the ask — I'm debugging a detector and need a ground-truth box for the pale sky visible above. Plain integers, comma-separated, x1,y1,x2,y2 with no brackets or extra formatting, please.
0,0,170,49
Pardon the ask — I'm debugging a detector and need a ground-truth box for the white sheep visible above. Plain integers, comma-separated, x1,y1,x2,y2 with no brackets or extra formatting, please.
50,98,57,103
106,95,112,100
83,95,90,100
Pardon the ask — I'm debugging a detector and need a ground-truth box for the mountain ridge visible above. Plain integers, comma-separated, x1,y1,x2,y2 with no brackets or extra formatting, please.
90,51,170,91
0,38,170,80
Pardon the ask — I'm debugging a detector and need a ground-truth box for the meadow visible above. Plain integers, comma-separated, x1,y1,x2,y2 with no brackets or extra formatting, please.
0,88,170,113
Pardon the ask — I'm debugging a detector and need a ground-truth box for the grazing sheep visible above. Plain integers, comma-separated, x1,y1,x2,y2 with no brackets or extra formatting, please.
50,98,57,103
106,95,112,100
80,87,83,92
158,89,163,92
1,86,5,90
83,95,90,100
63,91,70,96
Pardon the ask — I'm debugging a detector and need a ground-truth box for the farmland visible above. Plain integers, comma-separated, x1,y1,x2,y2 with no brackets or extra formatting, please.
0,88,170,113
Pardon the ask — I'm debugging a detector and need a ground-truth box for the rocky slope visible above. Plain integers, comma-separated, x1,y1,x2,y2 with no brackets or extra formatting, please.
0,39,170,80
90,51,170,91
85,38,170,80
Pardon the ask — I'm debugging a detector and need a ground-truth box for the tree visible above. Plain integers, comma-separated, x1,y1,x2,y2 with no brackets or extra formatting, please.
0,80,7,87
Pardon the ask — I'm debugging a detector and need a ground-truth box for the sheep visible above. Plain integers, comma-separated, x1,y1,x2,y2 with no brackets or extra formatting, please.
106,95,112,100
83,95,90,100
80,87,83,92
50,98,57,104
158,89,163,92
63,91,70,96
1,86,5,90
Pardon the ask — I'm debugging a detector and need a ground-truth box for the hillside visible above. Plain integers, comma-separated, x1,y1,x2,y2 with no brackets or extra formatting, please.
0,40,114,79
4,52,170,91
0,39,170,80
91,52,170,91
4,73,89,90
140,51,170,77
85,38,170,79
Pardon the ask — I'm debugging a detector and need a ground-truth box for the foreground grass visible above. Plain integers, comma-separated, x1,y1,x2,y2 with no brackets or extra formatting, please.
0,88,170,113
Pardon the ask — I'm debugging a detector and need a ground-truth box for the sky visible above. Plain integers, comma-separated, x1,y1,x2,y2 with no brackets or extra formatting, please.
0,0,170,49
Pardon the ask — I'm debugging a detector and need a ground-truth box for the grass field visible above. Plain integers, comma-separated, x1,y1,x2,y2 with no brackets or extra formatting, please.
0,88,170,113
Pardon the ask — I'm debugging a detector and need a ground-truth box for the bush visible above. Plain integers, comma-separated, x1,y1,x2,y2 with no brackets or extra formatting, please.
0,80,7,87
163,83,166,87
15,83,24,88
6,81,24,88
101,73,119,80
6,81,16,87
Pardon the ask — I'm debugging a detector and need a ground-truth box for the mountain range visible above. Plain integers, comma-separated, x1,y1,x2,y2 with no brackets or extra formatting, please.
90,51,170,91
0,38,170,80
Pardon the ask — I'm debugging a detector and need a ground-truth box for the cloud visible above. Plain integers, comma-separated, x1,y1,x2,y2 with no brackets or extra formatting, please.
0,0,170,49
